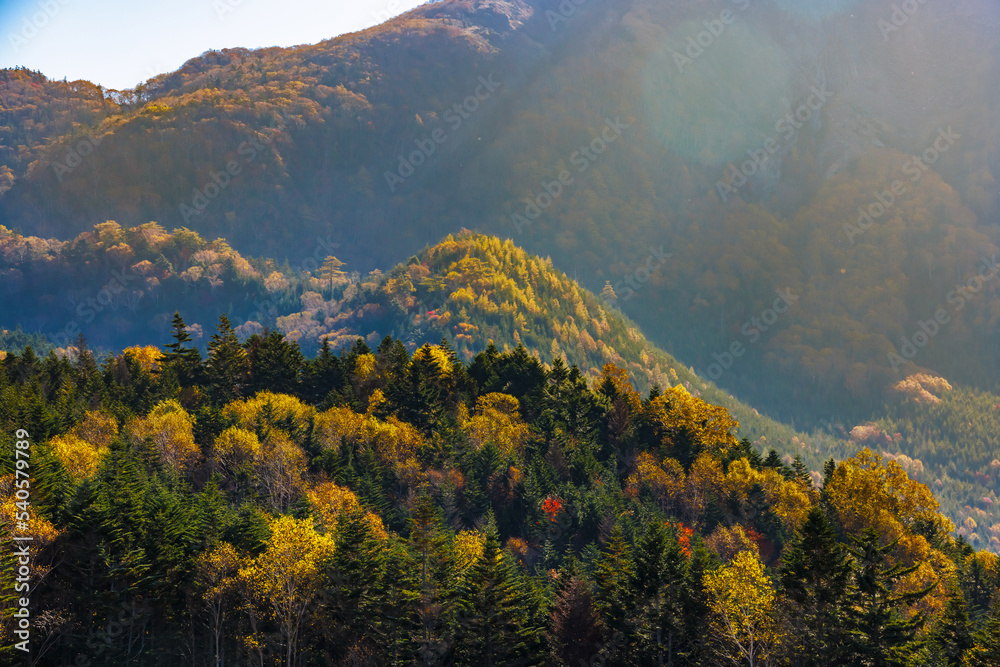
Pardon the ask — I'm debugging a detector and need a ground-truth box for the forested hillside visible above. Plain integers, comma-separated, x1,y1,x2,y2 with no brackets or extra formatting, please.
5,225,1000,550
2,315,1000,665
1,0,999,426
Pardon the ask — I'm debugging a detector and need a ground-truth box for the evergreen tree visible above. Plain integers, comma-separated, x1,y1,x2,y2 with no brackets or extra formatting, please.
548,563,605,667
630,520,686,666
779,506,852,667
244,329,303,395
930,588,973,666
162,312,202,388
594,524,636,660
453,514,541,667
204,314,247,404
842,528,935,667
965,597,1000,667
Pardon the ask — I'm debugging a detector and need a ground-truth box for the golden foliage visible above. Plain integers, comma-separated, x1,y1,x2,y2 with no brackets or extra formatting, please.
649,386,739,457
224,392,314,431
306,480,387,540
129,399,200,471
825,448,945,540
463,393,531,459
313,405,423,467
453,529,485,571
212,426,261,480
123,345,164,372
49,433,106,480
704,550,782,666
724,458,812,533
705,524,761,562
72,410,118,448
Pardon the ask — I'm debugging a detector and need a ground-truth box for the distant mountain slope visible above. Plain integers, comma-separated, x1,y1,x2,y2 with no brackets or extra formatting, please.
1,0,999,459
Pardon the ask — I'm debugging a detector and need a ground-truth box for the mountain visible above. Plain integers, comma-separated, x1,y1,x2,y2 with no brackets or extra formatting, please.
5,225,1000,550
1,0,999,429
0,233,996,664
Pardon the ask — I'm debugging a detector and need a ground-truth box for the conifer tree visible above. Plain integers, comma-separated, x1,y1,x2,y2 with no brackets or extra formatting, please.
453,514,541,667
162,312,202,388
931,588,973,666
842,528,936,667
964,597,1000,667
630,520,686,666
548,561,605,667
779,506,852,667
205,314,246,404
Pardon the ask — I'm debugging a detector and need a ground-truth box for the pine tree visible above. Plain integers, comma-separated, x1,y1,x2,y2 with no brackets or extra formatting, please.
779,506,852,667
162,312,202,388
965,597,1000,667
594,524,636,660
842,528,935,667
204,314,246,404
931,588,973,666
548,563,605,667
630,521,686,666
244,329,303,395
453,514,541,667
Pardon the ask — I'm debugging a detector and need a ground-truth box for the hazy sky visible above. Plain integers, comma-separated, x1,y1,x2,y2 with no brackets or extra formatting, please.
0,0,429,89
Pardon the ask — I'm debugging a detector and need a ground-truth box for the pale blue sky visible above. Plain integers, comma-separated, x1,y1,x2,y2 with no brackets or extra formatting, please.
0,0,430,89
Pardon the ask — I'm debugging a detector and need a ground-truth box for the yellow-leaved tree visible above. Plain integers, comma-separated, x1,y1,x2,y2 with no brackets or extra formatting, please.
307,479,387,540
49,410,119,480
824,448,954,619
238,516,335,667
195,542,240,667
704,550,782,667
648,386,740,462
463,393,531,459
128,399,200,471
